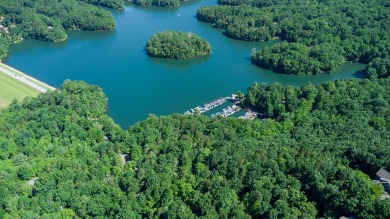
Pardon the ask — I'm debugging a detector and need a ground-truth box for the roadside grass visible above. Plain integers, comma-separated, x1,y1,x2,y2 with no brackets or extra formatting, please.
0,72,40,108
0,63,55,91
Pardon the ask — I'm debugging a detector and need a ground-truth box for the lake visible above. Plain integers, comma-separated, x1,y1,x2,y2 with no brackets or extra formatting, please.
3,1,365,128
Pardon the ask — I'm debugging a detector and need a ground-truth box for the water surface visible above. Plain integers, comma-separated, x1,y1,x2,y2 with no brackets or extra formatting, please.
4,1,365,127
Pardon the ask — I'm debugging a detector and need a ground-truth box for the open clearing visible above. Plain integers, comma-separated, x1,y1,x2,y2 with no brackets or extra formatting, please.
0,69,40,108
0,63,55,108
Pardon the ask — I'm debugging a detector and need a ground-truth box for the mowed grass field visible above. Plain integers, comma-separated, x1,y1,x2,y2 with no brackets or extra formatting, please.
0,63,55,91
0,72,40,108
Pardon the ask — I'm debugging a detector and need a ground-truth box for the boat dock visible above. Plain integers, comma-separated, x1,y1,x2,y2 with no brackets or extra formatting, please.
211,104,241,118
185,94,259,119
185,97,227,115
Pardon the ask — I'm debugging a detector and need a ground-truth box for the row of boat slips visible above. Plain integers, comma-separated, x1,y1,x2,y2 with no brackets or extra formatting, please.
211,104,241,118
184,94,238,115
184,94,258,119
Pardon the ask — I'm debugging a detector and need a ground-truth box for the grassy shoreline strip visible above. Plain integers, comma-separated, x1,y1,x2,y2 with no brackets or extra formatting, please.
0,62,56,91
0,71,40,108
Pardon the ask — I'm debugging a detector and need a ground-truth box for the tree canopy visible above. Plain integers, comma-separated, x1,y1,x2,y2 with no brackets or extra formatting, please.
197,0,390,75
251,42,344,75
82,0,124,9
0,0,389,217
146,31,211,59
0,79,389,218
0,0,116,58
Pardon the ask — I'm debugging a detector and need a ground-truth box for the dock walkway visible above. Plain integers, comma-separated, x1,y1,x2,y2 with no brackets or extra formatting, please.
185,97,227,115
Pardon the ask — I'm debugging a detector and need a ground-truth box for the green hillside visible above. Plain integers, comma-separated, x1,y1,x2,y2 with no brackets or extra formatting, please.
0,80,389,218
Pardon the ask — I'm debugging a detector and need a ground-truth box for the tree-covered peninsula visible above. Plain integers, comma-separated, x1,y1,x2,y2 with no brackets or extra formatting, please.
0,77,389,218
197,0,390,75
146,31,211,59
0,0,116,58
251,42,344,75
82,0,124,9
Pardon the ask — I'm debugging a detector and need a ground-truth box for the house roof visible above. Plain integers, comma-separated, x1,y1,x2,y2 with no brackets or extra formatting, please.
376,168,390,180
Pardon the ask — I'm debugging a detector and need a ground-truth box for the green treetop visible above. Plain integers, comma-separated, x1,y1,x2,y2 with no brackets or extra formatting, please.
146,31,211,59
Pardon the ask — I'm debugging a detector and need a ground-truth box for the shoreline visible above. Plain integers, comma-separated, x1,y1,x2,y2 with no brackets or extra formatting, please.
0,62,56,93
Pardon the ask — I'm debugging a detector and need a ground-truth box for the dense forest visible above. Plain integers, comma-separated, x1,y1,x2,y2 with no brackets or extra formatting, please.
0,35,9,59
0,79,389,218
251,42,344,75
0,0,116,58
146,31,211,59
0,0,389,218
365,58,390,79
197,0,390,75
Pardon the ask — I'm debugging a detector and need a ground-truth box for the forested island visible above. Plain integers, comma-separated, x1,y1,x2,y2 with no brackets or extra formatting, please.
146,31,211,59
0,79,389,218
0,0,116,59
132,0,186,7
197,0,390,75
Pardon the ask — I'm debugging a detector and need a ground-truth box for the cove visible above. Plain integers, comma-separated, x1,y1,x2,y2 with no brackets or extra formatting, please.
3,1,365,128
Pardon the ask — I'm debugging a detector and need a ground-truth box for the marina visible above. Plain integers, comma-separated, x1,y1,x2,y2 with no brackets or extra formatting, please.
185,94,258,119
185,94,240,115
185,97,226,115
211,104,241,118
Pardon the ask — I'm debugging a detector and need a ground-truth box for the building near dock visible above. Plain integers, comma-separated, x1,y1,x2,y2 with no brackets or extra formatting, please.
375,168,390,193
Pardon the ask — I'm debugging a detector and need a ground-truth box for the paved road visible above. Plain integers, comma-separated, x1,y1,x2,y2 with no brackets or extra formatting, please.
0,64,51,93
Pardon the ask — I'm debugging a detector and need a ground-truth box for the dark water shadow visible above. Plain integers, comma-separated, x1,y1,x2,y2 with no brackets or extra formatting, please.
244,57,252,62
147,54,210,69
352,70,365,78
142,45,210,69
67,29,115,41
129,4,180,13
5,39,68,57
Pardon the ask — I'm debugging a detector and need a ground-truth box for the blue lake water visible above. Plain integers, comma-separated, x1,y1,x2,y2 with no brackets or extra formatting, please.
3,1,365,128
